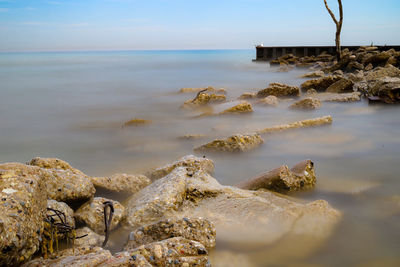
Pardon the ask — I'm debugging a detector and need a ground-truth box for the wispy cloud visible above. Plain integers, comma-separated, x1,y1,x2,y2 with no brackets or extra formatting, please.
0,8,9,12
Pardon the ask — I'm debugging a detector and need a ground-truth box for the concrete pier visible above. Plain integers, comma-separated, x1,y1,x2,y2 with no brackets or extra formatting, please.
254,45,400,61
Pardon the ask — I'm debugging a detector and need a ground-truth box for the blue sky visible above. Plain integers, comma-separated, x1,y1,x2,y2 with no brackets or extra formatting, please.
0,0,399,51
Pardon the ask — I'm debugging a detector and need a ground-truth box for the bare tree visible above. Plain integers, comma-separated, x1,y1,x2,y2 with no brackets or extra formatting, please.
324,0,343,61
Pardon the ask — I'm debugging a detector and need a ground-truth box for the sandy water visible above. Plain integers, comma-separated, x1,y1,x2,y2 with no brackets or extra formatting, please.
1,50,399,266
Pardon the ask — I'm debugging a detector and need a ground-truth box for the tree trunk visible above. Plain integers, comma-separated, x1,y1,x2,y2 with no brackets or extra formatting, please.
324,0,343,62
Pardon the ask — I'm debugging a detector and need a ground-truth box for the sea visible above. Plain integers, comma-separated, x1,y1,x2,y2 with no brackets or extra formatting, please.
1,49,399,266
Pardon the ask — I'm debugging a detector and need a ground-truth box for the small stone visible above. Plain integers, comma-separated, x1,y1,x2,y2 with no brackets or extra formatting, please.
74,227,105,247
289,97,321,110
194,134,264,153
238,92,257,100
220,101,253,114
123,118,151,127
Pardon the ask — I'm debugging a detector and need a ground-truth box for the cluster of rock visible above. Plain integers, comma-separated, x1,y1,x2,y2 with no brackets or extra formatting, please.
1,155,342,266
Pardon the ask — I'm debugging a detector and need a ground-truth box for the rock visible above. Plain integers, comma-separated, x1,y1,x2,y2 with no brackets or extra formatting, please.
28,157,95,203
123,167,341,259
306,89,318,95
301,76,342,92
125,217,216,250
289,98,322,110
364,51,391,66
178,134,207,140
300,70,325,78
74,227,105,247
98,252,152,267
74,197,125,235
22,246,113,267
347,70,365,83
365,63,373,71
333,70,344,76
325,78,354,93
313,92,361,102
378,85,400,104
346,61,364,71
46,199,75,238
123,118,151,127
194,134,264,153
181,92,226,108
236,160,316,193
220,101,253,114
257,83,300,97
238,92,257,100
179,86,226,94
256,116,332,134
367,77,400,97
91,173,150,195
0,163,47,266
146,155,215,181
116,237,209,267
365,65,400,81
256,95,279,106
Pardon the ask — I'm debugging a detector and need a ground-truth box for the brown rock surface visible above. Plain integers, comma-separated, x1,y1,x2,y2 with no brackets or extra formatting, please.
325,78,354,93
301,76,342,92
194,134,264,153
91,173,150,195
257,83,300,97
289,98,322,110
220,101,253,114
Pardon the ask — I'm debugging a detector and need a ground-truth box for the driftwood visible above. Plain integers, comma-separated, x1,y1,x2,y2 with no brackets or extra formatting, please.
324,0,343,61
236,160,316,193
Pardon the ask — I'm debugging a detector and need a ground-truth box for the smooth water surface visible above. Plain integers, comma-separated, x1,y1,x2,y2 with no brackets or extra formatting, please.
1,50,399,266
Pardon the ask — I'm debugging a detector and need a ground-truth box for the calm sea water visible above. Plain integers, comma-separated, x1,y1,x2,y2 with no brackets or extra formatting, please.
1,50,399,266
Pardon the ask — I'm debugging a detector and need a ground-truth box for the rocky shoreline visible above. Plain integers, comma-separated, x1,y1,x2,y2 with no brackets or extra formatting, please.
1,47,399,266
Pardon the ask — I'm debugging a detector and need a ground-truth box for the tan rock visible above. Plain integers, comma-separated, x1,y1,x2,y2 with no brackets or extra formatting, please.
300,70,325,78
257,83,300,97
238,92,257,100
256,95,279,106
73,227,105,247
256,116,332,134
181,92,226,108
91,173,150,195
123,118,152,127
220,101,253,114
301,76,342,92
313,92,361,102
289,98,322,110
325,78,354,93
46,199,75,239
194,133,264,153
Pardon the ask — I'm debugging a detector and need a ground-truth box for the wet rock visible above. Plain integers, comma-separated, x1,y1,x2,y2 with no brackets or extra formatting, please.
301,76,342,92
178,134,207,140
179,86,226,94
313,92,361,102
256,95,279,106
325,78,354,93
91,173,150,195
74,197,125,235
306,89,318,95
0,163,47,266
364,51,391,66
194,133,264,153
377,85,400,104
220,101,253,114
46,199,75,238
333,70,344,76
124,166,340,259
73,227,105,247
257,83,300,97
236,160,316,193
22,246,112,267
256,116,332,134
365,63,373,71
98,252,152,267
289,98,321,110
346,61,364,71
181,92,226,108
116,237,209,267
347,70,365,83
300,70,325,78
123,118,152,127
125,217,216,250
146,155,215,181
238,92,257,100
28,157,95,203
365,65,400,81
367,77,400,99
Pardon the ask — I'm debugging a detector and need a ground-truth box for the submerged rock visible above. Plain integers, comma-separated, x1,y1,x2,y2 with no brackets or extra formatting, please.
178,134,207,140
301,76,342,92
74,197,125,235
325,78,354,93
28,157,95,203
256,116,332,134
116,237,209,267
123,118,152,127
220,101,253,114
91,173,150,195
146,155,214,181
0,163,47,266
181,91,226,108
256,95,279,106
179,86,226,94
238,92,257,100
289,97,322,110
125,217,216,250
257,83,300,97
194,133,264,153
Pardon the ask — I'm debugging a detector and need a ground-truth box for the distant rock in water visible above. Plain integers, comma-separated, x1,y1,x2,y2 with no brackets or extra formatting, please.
123,118,152,127
301,76,342,92
257,83,300,97
220,101,253,114
181,91,226,109
194,133,264,153
179,86,226,94
289,98,322,110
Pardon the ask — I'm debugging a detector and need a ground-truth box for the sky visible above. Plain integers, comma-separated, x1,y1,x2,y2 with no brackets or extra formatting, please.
0,0,399,51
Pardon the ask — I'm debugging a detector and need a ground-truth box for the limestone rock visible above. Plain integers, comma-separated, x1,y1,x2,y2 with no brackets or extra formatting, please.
367,77,400,99
364,51,391,66
289,98,321,110
116,237,209,267
300,70,325,78
0,163,47,266
28,157,95,203
365,65,400,81
256,116,332,134
74,197,125,235
220,101,253,114
182,92,226,108
257,83,300,97
194,134,264,153
325,78,354,93
91,173,150,195
125,217,216,250
178,134,207,140
74,227,105,247
22,246,112,267
365,63,373,71
314,92,361,102
238,92,257,100
301,76,342,92
146,155,215,181
256,95,279,106
306,89,318,95
123,118,152,127
46,199,75,238
179,86,226,94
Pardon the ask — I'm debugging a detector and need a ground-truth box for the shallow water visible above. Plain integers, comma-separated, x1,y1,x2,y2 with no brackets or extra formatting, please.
1,50,400,266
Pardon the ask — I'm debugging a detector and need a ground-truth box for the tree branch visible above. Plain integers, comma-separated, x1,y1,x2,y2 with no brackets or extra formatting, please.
324,0,338,25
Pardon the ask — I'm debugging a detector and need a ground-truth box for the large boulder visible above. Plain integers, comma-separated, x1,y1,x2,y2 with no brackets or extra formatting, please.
364,51,391,66
194,134,264,153
0,163,47,266
74,197,125,235
301,75,342,92
257,83,300,97
91,173,150,195
125,217,216,250
146,155,214,181
123,167,341,261
325,78,354,93
28,157,95,203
